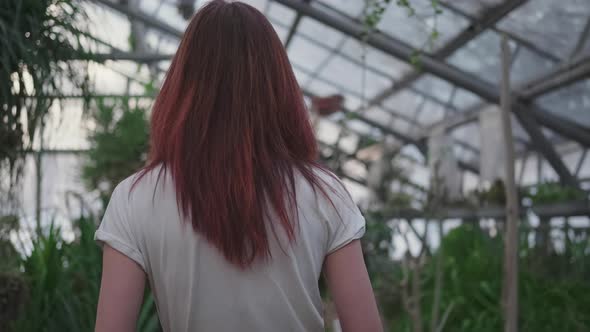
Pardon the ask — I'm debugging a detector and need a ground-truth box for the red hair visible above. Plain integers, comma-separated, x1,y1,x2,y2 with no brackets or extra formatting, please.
138,0,334,268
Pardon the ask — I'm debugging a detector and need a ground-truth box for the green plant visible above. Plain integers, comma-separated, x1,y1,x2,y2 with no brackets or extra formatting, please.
0,214,25,330
79,97,158,331
525,182,587,205
362,0,443,69
399,224,590,331
362,212,405,327
0,0,91,200
10,217,161,332
82,98,149,205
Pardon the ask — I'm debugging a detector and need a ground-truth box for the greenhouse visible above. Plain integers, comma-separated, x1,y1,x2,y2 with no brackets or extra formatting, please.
1,0,589,331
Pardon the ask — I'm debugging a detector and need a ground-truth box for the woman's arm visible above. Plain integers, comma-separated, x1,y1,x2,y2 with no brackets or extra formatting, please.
323,240,383,332
95,245,146,332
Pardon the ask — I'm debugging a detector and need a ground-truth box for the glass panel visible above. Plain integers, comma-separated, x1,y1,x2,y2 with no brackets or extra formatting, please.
85,2,132,52
271,22,289,43
144,31,179,54
344,95,362,110
339,39,412,80
292,68,310,86
138,0,163,13
364,107,395,126
297,17,347,48
413,74,455,102
511,113,531,143
511,47,555,85
347,119,378,136
448,30,502,84
150,2,189,31
537,79,590,127
498,0,590,59
316,119,342,144
267,2,297,25
583,37,590,56
389,117,412,135
416,101,445,126
317,55,392,99
377,0,470,51
382,91,425,119
43,101,89,150
317,0,365,17
452,88,482,110
90,64,133,94
245,0,270,11
439,0,505,17
400,145,426,164
578,151,590,178
561,148,585,174
451,122,480,149
17,154,99,224
287,36,332,72
105,61,154,84
306,78,340,96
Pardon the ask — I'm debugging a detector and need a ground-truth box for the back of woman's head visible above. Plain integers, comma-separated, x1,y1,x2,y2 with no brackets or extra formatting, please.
144,0,328,268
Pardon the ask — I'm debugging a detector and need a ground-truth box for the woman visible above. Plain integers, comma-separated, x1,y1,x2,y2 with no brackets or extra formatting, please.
95,1,381,331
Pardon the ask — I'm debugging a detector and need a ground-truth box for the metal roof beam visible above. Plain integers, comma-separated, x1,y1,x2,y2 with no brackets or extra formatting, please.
362,0,529,110
274,0,504,103
520,55,590,99
427,54,590,145
285,13,304,48
267,10,468,114
272,1,590,147
92,0,183,38
274,0,589,180
302,89,480,174
570,15,590,58
514,110,578,187
83,50,484,173
317,141,428,193
439,1,561,62
93,52,174,62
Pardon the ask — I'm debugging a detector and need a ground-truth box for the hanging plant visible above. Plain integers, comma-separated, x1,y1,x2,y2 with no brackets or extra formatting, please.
363,0,443,68
0,0,91,204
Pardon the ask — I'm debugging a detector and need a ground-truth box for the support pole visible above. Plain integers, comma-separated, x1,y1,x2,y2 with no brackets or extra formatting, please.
35,122,44,236
500,35,519,332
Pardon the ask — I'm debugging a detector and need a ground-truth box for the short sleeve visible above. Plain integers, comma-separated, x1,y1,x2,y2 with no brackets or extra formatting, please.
95,181,146,271
322,176,366,254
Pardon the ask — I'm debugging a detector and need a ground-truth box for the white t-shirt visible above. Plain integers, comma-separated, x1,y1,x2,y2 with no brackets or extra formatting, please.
95,166,365,332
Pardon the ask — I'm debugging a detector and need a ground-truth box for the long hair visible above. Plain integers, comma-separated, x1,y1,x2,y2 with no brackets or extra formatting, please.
139,0,334,268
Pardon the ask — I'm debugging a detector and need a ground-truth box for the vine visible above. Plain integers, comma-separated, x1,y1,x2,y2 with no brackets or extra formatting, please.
363,0,443,69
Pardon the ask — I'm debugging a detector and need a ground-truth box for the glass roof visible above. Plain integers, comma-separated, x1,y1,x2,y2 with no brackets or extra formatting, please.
38,0,590,195
497,0,590,60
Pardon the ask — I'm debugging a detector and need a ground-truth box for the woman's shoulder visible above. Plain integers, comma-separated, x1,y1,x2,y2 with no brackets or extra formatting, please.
113,164,171,201
294,165,351,208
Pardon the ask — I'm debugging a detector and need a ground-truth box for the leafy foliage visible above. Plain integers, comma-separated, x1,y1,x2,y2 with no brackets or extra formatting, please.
362,213,404,326
0,214,24,330
0,0,90,200
525,182,588,205
9,217,161,332
381,224,590,331
6,96,154,331
11,219,100,331
82,98,149,205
